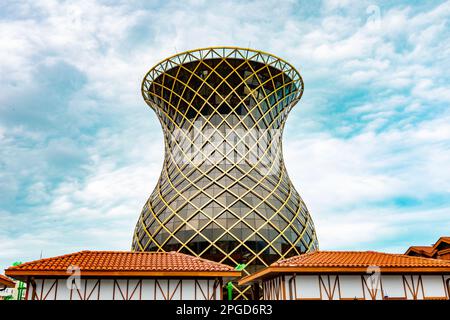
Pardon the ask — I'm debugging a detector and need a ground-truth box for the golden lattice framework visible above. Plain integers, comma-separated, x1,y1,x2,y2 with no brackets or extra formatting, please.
132,47,318,298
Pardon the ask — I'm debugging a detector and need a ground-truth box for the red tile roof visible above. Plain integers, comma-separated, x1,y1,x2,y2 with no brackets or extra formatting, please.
239,251,450,285
273,251,450,268
435,237,450,247
405,236,450,259
405,246,435,257
409,246,435,252
5,251,240,280
0,274,15,288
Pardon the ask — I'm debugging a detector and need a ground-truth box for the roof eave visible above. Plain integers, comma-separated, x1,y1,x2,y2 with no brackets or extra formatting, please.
405,247,435,256
434,237,450,250
0,279,15,288
5,270,241,282
238,266,450,285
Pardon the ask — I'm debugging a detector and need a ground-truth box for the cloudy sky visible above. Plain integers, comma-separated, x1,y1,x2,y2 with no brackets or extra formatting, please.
1,0,450,272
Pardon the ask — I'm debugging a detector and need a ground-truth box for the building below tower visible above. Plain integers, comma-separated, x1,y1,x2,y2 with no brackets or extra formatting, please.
239,250,450,300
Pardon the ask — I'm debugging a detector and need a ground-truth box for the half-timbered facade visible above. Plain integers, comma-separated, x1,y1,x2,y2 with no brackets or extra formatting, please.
239,251,450,300
5,251,240,300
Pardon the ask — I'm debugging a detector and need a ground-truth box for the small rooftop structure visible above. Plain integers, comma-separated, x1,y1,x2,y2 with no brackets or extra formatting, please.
405,236,450,260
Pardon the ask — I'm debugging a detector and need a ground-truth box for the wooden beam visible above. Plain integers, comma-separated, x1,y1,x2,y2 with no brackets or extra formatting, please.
6,270,241,281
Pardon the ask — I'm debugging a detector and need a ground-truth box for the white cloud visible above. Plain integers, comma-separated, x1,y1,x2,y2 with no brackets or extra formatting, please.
1,0,450,272
284,110,450,250
314,206,450,251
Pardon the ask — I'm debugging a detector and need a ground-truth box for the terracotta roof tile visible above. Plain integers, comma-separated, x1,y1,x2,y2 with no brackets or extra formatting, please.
409,246,435,252
0,274,15,288
435,237,450,247
6,251,236,274
404,236,450,258
272,250,450,268
405,246,435,256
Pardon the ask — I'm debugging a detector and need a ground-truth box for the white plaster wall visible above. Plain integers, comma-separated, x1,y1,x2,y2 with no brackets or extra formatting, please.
381,275,405,299
98,279,114,300
421,275,447,299
28,278,220,300
182,280,196,300
57,279,72,300
295,275,321,299
140,279,155,300
338,275,364,299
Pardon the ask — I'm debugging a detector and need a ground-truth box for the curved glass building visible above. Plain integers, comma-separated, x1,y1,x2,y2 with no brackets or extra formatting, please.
132,48,318,292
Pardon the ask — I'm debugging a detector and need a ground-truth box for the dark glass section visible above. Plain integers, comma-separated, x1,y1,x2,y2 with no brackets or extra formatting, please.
149,58,295,123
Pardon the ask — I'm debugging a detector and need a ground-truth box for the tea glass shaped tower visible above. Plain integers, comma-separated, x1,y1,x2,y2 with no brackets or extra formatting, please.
132,47,318,296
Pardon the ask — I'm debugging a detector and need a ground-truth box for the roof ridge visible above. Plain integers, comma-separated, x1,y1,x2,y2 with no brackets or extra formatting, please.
8,250,87,269
398,252,450,264
76,250,160,254
272,250,450,268
315,250,446,258
270,250,318,266
171,251,235,269
321,250,450,262
5,250,169,270
382,251,448,263
72,250,189,255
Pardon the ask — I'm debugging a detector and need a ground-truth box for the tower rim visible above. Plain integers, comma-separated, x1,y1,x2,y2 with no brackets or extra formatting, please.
141,46,304,109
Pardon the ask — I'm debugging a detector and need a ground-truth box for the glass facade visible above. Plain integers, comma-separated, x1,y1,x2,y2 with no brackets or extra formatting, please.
132,48,318,293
